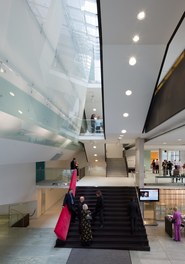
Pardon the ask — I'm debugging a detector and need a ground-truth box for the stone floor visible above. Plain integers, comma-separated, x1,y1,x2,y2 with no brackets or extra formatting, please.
1,174,185,264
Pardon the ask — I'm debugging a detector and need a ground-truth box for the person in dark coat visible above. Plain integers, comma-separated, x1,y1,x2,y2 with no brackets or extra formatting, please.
80,204,93,246
128,197,139,234
90,114,96,133
63,188,76,222
70,158,76,170
92,190,104,228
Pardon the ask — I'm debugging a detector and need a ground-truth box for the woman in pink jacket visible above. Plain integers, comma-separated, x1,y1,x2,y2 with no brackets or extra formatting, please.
172,207,182,241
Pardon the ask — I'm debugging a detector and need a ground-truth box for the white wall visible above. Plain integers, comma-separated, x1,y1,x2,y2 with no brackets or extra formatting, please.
106,144,123,158
36,188,66,217
125,149,136,168
87,161,106,176
0,163,36,205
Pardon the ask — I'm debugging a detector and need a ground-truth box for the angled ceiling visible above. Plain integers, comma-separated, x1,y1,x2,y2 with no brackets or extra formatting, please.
100,0,185,144
0,0,185,166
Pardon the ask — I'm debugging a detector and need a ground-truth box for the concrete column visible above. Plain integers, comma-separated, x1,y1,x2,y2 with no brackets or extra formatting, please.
135,138,144,187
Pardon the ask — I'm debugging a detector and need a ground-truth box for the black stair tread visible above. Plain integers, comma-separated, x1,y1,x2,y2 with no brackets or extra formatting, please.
56,186,150,251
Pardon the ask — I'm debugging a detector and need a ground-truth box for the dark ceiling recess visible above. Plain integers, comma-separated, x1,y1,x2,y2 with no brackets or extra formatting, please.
144,50,185,133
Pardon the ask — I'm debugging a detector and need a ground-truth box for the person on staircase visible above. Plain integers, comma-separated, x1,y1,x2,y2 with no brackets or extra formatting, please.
63,188,76,223
77,196,85,233
80,203,93,246
128,197,139,234
92,190,104,228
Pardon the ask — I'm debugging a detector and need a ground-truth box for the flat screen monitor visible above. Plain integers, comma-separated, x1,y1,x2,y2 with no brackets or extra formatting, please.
139,188,159,202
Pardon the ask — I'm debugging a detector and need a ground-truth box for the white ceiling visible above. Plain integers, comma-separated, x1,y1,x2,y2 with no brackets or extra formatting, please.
0,1,185,165
101,0,185,143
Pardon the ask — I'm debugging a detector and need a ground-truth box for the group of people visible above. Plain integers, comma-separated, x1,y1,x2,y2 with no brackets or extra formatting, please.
63,189,104,246
90,114,103,134
151,159,185,177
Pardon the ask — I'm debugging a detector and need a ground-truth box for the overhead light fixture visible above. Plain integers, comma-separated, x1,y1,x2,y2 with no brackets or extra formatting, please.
123,113,129,117
93,145,96,149
95,159,98,162
0,62,5,73
178,139,182,141
9,92,15,97
94,154,97,156
137,11,145,20
121,129,127,134
129,57,136,66
93,108,96,112
120,135,124,137
163,142,167,145
18,110,23,115
125,90,132,96
133,35,140,42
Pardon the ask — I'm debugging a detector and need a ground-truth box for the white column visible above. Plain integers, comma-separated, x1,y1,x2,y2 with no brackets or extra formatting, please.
135,138,144,187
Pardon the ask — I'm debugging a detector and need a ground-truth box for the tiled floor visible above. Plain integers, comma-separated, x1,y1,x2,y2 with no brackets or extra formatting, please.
1,174,185,264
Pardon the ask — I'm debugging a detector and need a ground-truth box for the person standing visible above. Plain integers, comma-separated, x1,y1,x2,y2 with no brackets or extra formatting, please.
151,159,156,173
70,158,76,170
80,204,93,246
155,159,159,174
92,190,104,228
95,116,102,133
172,165,180,183
167,160,173,176
172,207,182,241
90,114,96,133
128,197,139,234
77,196,85,233
63,188,76,223
70,157,79,177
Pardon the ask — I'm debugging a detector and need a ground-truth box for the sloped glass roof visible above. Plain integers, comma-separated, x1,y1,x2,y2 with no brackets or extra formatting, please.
27,0,100,83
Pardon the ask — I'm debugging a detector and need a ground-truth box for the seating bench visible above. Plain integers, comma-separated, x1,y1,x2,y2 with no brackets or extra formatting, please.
155,175,185,184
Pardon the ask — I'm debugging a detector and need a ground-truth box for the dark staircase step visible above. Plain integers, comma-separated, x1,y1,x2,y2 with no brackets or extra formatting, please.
55,186,150,251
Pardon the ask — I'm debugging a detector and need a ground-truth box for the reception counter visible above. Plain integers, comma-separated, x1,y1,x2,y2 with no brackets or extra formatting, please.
165,216,173,237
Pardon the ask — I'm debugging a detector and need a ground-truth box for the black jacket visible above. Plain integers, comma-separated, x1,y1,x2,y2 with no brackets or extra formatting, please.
128,200,139,218
63,192,75,209
95,196,104,212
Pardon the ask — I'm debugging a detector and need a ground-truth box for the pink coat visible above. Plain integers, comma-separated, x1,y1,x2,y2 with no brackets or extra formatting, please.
172,211,182,225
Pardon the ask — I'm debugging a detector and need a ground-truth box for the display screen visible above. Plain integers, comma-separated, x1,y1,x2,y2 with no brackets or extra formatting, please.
139,188,159,202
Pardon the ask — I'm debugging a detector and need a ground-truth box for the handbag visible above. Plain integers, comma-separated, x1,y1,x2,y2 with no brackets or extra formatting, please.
86,213,92,221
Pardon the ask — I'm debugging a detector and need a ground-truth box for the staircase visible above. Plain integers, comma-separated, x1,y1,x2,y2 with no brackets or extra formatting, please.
55,186,150,251
106,158,127,177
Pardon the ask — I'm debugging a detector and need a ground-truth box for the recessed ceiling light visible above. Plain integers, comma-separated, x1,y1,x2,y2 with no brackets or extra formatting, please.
137,11,145,20
121,129,127,134
129,57,136,66
18,110,23,114
93,146,96,149
9,92,15,96
125,90,132,96
133,35,139,42
0,67,5,73
95,159,98,162
123,113,129,117
94,154,97,156
93,108,96,112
